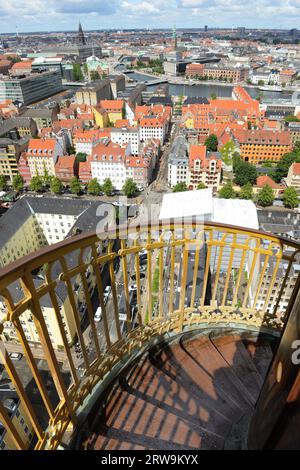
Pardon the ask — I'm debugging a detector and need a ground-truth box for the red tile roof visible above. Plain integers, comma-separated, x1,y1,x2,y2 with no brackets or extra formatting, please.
256,175,283,189
55,155,76,171
100,100,123,111
27,138,56,156
233,129,291,146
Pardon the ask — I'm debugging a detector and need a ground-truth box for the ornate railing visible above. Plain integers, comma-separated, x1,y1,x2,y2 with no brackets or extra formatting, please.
0,221,299,450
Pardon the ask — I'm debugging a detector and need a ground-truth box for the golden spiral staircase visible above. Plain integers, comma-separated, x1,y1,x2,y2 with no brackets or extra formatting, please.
0,221,299,450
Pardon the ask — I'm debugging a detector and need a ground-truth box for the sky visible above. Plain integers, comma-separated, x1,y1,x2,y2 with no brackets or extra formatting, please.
0,0,300,33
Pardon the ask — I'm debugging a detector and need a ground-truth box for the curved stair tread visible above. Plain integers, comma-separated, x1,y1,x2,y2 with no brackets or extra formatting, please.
150,344,247,422
180,334,257,408
122,356,233,438
241,339,274,381
83,332,275,450
93,388,224,450
208,335,264,402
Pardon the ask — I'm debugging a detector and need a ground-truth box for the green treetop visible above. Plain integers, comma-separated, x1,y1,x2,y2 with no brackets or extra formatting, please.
282,187,299,209
257,184,275,207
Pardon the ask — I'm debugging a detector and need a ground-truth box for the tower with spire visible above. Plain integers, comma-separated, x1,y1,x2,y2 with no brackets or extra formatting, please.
172,25,177,51
78,22,86,46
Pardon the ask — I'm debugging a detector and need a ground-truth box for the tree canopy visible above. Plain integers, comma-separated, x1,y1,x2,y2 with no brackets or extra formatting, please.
12,174,24,192
204,134,218,152
50,177,63,194
257,184,275,207
218,181,236,199
0,175,7,191
69,177,82,195
29,176,43,192
197,182,207,189
239,182,254,200
123,178,138,198
102,178,114,196
271,149,300,183
72,63,84,81
87,178,101,196
172,182,188,193
282,187,299,209
76,152,87,163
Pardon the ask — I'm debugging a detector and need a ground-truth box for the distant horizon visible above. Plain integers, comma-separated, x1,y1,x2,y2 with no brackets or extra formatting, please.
0,0,299,34
0,26,298,36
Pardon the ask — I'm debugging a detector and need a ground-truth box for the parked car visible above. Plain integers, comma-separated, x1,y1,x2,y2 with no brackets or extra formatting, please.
94,306,102,322
131,273,146,281
103,285,111,303
9,352,23,361
129,284,137,292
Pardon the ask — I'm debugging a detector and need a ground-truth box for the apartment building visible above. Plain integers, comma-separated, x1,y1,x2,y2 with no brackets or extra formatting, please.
168,135,189,187
0,197,112,350
0,117,37,139
90,141,131,189
0,137,29,182
21,108,58,131
54,155,78,182
99,100,123,124
185,63,205,77
0,394,34,450
285,162,300,190
110,126,140,155
233,129,292,163
202,64,249,82
0,71,63,106
25,138,64,178
188,145,222,191
73,130,111,156
75,79,111,105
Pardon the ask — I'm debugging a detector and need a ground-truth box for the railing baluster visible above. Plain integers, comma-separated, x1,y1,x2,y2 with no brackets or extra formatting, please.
0,343,44,441
20,274,76,425
91,244,111,349
108,240,121,341
120,239,131,333
178,235,189,331
147,233,153,322
232,248,247,307
168,230,176,316
242,239,260,309
0,401,25,450
158,233,164,319
262,254,282,314
190,239,201,309
271,255,297,319
134,238,142,326
252,254,270,308
200,229,212,307
59,257,89,370
211,234,226,304
12,316,55,421
221,234,236,307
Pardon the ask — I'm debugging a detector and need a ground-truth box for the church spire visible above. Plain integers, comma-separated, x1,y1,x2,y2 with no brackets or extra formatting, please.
78,22,86,45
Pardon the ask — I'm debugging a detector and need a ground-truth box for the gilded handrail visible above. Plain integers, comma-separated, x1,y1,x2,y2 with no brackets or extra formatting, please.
0,221,299,450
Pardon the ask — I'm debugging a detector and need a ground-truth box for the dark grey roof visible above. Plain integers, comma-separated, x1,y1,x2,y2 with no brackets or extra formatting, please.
81,78,110,92
148,96,173,107
184,97,209,105
0,117,35,137
22,108,55,119
0,196,112,248
257,208,300,240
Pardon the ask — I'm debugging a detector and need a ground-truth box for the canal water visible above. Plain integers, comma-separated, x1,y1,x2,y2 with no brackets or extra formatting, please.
125,71,293,101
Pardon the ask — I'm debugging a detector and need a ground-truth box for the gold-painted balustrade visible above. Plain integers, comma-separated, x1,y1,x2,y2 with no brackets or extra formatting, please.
0,221,299,450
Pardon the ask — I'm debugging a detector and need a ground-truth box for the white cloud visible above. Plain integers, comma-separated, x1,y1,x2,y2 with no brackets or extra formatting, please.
0,0,299,31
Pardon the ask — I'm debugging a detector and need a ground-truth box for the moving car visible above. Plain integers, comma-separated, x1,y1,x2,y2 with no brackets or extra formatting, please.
9,352,23,361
